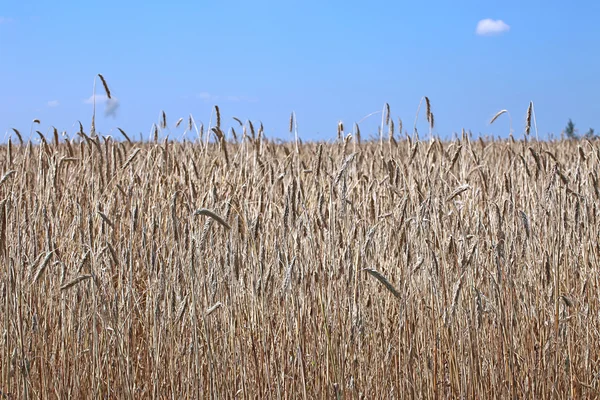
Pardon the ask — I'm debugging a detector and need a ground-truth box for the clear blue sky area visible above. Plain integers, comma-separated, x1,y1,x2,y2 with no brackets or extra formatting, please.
1,1,598,142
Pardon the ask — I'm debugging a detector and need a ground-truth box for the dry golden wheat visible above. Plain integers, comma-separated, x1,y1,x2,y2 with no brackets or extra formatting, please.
1,104,598,399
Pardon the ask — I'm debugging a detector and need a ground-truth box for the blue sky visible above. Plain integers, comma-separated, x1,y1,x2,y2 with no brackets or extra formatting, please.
1,1,599,142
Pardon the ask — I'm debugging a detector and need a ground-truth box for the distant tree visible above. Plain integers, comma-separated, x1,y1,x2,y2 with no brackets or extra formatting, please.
565,119,578,140
584,128,597,139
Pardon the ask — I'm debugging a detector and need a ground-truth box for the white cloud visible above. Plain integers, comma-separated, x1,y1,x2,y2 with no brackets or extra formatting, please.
47,100,59,107
83,94,120,118
105,98,120,118
197,92,214,101
225,95,258,103
84,94,110,104
0,17,12,24
476,19,510,36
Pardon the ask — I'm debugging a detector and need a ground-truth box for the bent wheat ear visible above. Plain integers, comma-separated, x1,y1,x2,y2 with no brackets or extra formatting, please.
32,251,54,284
11,128,23,145
363,268,401,300
447,184,470,202
36,131,48,146
98,74,111,99
205,302,223,316
194,208,231,230
0,170,16,186
60,275,92,291
117,128,133,144
490,110,508,125
97,211,115,229
122,148,141,169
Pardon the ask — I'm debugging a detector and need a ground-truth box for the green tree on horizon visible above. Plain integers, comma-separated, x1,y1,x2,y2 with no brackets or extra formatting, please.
565,119,578,139
585,127,596,139
564,119,597,140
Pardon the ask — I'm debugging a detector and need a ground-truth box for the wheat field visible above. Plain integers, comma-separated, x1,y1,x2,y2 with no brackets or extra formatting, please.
0,116,599,398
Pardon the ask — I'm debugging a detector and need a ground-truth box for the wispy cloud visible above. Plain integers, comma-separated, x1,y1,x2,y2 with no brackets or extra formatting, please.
196,92,258,103
83,94,120,118
225,95,257,102
0,16,13,24
197,92,214,101
105,98,120,118
47,100,59,108
476,19,510,36
84,94,109,104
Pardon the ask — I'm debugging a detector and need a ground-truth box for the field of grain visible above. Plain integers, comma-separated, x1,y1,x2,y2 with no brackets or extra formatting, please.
0,118,599,398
